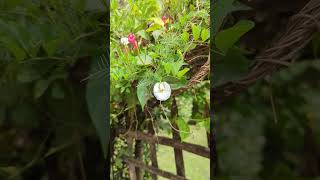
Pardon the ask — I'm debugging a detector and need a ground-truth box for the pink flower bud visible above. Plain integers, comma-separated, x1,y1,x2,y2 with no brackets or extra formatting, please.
132,42,138,49
128,33,138,49
162,16,167,25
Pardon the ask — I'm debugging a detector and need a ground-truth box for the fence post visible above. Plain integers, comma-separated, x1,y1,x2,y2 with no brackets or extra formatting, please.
148,122,158,180
171,97,186,177
204,102,210,147
127,136,137,180
145,106,159,180
134,140,144,180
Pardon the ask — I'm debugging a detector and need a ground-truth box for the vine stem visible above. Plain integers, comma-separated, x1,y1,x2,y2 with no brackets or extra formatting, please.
145,106,159,144
269,82,278,124
136,45,145,65
159,101,191,134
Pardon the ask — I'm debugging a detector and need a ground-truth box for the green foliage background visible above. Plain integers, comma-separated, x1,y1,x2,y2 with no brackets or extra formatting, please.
0,0,108,179
214,0,320,179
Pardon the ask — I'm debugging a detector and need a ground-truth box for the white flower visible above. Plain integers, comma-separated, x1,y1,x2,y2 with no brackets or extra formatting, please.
120,37,129,45
153,82,171,101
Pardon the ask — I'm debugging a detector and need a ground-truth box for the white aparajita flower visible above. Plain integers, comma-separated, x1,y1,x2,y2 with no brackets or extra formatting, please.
153,82,171,101
120,37,129,45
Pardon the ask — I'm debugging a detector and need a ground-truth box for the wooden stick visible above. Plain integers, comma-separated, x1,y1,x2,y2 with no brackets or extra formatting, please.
134,140,144,180
127,136,137,180
123,157,188,180
118,130,210,158
171,98,186,177
148,122,158,180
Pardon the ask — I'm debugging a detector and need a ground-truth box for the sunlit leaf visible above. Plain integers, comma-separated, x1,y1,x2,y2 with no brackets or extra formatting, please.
137,30,150,40
177,68,190,78
152,30,162,41
182,31,189,43
136,53,152,65
201,28,210,42
192,24,201,41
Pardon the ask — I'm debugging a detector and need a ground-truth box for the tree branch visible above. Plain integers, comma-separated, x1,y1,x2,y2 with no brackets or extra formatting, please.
213,0,320,104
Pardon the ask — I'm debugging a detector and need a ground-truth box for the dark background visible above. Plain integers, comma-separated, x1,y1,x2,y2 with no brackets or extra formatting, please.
0,1,108,179
213,0,320,179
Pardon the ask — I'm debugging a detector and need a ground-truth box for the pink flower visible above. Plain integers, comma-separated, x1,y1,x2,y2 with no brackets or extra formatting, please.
128,33,138,49
162,16,167,26
162,16,173,32
128,33,136,43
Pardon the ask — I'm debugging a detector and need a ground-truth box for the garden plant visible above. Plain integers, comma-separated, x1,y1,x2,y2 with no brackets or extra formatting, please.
110,0,210,179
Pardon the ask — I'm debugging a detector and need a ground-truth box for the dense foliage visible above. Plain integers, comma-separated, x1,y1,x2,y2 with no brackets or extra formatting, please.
110,0,210,179
214,0,320,179
0,1,107,179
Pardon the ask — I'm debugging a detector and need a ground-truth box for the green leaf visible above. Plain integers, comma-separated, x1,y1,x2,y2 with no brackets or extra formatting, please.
184,43,197,52
0,20,28,60
148,17,165,26
163,76,188,90
137,81,150,109
86,55,109,158
111,0,118,10
201,28,210,42
146,24,162,32
212,0,251,37
43,39,61,56
176,118,190,140
179,14,187,27
177,68,190,78
163,63,172,75
48,71,67,81
215,20,254,53
152,30,162,41
213,47,251,86
171,79,188,90
137,30,150,40
136,53,152,65
51,83,65,99
0,36,26,60
34,79,50,99
17,68,40,83
182,31,189,43
171,60,185,75
192,24,201,41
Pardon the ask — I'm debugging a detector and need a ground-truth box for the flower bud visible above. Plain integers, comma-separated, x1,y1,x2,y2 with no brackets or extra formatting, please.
128,33,138,49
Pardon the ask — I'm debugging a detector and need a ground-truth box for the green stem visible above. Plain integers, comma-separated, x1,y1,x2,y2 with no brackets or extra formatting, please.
136,45,145,65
